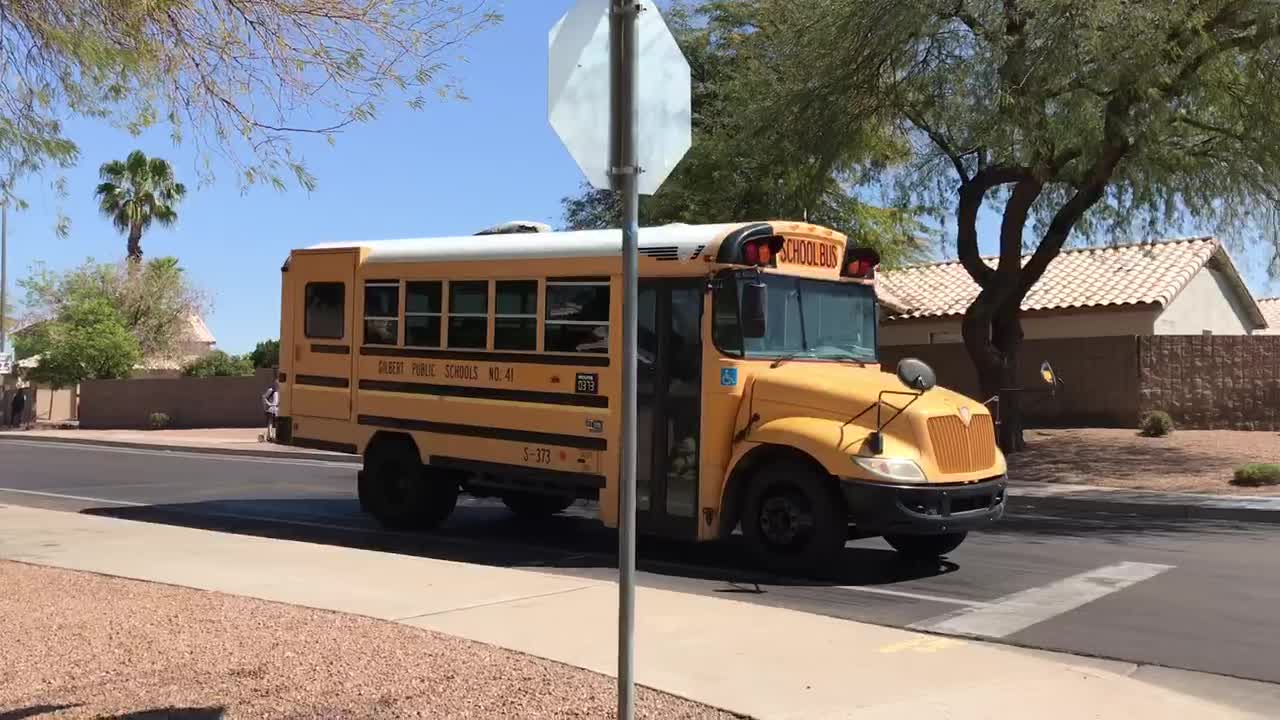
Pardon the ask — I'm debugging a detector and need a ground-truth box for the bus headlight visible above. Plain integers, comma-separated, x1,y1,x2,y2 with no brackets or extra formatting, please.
852,457,927,483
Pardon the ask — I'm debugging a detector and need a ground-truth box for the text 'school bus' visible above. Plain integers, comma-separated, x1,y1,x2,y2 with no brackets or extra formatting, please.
276,221,1007,573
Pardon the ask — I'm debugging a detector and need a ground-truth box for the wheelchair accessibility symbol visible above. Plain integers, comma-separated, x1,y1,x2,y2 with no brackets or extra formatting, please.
720,368,738,387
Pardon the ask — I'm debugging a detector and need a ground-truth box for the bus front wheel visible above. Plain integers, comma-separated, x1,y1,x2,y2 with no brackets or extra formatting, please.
741,461,847,576
361,441,458,530
884,532,967,560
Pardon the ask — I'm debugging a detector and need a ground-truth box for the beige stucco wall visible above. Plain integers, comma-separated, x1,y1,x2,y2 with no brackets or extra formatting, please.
1154,265,1255,335
34,384,77,422
880,309,1157,346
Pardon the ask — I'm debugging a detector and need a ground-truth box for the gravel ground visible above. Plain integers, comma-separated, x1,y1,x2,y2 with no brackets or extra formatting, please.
1010,428,1280,495
0,561,738,720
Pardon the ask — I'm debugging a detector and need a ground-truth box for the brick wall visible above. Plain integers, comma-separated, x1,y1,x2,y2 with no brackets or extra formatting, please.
80,368,276,429
1139,335,1280,430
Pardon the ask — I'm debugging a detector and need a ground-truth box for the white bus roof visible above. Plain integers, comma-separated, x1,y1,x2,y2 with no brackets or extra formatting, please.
308,222,750,264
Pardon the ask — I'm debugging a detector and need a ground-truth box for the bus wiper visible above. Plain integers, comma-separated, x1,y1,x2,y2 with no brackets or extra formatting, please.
770,350,810,369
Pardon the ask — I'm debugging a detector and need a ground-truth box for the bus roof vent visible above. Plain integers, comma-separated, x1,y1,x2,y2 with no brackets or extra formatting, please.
640,246,680,261
474,220,553,235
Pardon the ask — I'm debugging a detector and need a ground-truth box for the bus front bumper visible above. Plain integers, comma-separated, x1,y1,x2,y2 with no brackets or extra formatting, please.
840,475,1006,536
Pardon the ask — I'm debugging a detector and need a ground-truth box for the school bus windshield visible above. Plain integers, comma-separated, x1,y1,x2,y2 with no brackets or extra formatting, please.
714,271,878,362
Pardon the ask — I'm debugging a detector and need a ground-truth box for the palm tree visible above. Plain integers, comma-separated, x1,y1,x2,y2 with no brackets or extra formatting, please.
95,151,187,263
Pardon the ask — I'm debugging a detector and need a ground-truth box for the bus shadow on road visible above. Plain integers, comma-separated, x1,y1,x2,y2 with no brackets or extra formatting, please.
79,497,950,590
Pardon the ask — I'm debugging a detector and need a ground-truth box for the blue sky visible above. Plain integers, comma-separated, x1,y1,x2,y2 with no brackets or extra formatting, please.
4,1,1276,353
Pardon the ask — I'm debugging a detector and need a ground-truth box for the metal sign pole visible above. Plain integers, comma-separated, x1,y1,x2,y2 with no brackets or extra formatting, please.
610,1,639,719
1,200,8,355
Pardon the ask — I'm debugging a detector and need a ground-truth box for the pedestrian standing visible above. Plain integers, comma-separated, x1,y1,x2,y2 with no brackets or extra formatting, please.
10,390,25,429
261,385,279,441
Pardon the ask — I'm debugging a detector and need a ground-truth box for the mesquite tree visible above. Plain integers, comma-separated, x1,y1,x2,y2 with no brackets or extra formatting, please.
561,1,931,268
1,0,498,199
763,0,1280,449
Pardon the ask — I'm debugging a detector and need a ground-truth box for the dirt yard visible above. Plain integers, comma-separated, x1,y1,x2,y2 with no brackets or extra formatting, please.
0,561,735,720
1008,428,1280,495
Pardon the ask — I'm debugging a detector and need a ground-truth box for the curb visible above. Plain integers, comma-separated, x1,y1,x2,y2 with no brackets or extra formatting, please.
1008,492,1280,525
0,434,361,465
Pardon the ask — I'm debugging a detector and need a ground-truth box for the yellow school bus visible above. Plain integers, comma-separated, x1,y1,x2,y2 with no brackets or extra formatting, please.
277,221,1007,573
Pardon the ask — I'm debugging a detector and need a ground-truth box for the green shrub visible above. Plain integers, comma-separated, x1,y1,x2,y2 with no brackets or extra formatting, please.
1139,410,1174,437
182,350,254,377
1232,464,1280,487
148,412,171,430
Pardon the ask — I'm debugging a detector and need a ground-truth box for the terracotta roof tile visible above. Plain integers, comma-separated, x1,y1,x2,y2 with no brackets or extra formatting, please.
880,236,1229,319
1258,298,1280,334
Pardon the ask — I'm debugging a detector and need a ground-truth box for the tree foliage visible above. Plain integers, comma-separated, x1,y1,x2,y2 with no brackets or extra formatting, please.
758,0,1280,448
95,150,186,262
249,339,280,369
0,0,499,200
19,256,208,362
18,296,140,388
559,1,930,268
182,349,253,377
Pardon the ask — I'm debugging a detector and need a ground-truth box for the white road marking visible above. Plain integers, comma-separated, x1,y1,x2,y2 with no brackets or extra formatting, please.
908,561,1174,638
834,584,993,608
0,439,357,469
0,487,147,506
0,487,361,533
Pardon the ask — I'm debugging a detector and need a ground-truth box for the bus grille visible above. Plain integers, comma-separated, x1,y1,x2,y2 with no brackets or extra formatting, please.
927,415,997,474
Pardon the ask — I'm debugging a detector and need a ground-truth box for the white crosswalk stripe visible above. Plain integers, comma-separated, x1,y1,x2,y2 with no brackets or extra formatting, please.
908,561,1174,638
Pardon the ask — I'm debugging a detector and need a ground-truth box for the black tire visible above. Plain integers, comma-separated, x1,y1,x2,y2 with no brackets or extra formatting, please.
884,532,967,560
502,492,574,518
360,439,458,530
741,460,847,576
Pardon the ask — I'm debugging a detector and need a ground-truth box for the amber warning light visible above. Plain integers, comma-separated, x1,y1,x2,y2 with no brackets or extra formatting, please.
843,247,880,279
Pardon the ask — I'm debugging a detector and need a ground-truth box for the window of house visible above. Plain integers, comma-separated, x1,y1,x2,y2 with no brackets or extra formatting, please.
405,281,443,348
448,280,489,348
304,282,345,339
545,280,610,354
364,281,400,345
495,280,538,351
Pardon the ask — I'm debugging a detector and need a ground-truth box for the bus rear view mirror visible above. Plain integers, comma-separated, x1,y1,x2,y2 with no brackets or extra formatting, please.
896,357,936,392
1040,361,1058,386
741,281,768,339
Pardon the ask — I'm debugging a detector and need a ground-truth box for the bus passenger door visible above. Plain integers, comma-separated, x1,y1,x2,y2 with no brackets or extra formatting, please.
288,249,357,421
637,280,702,539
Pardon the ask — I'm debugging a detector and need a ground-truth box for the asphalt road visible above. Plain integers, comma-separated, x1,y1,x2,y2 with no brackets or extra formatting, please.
3,438,1279,686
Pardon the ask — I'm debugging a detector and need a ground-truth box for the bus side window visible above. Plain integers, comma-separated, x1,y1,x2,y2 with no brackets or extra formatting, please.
448,281,489,349
495,280,538,351
305,282,345,339
405,281,442,347
364,281,399,346
545,280,610,353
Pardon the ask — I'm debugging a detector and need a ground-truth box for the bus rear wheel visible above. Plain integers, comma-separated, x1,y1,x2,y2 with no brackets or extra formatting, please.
741,461,847,576
884,532,967,560
502,492,574,518
360,440,458,530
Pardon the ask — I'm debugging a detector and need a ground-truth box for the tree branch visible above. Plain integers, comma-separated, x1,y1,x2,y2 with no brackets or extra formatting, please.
903,107,970,182
957,165,1033,287
998,179,1043,273
1021,142,1129,291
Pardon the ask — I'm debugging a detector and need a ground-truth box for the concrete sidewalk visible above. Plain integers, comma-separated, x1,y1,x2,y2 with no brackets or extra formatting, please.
1,505,1275,719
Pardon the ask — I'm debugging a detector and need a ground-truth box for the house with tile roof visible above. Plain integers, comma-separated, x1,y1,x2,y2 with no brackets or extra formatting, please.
1257,298,1280,335
877,237,1269,346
